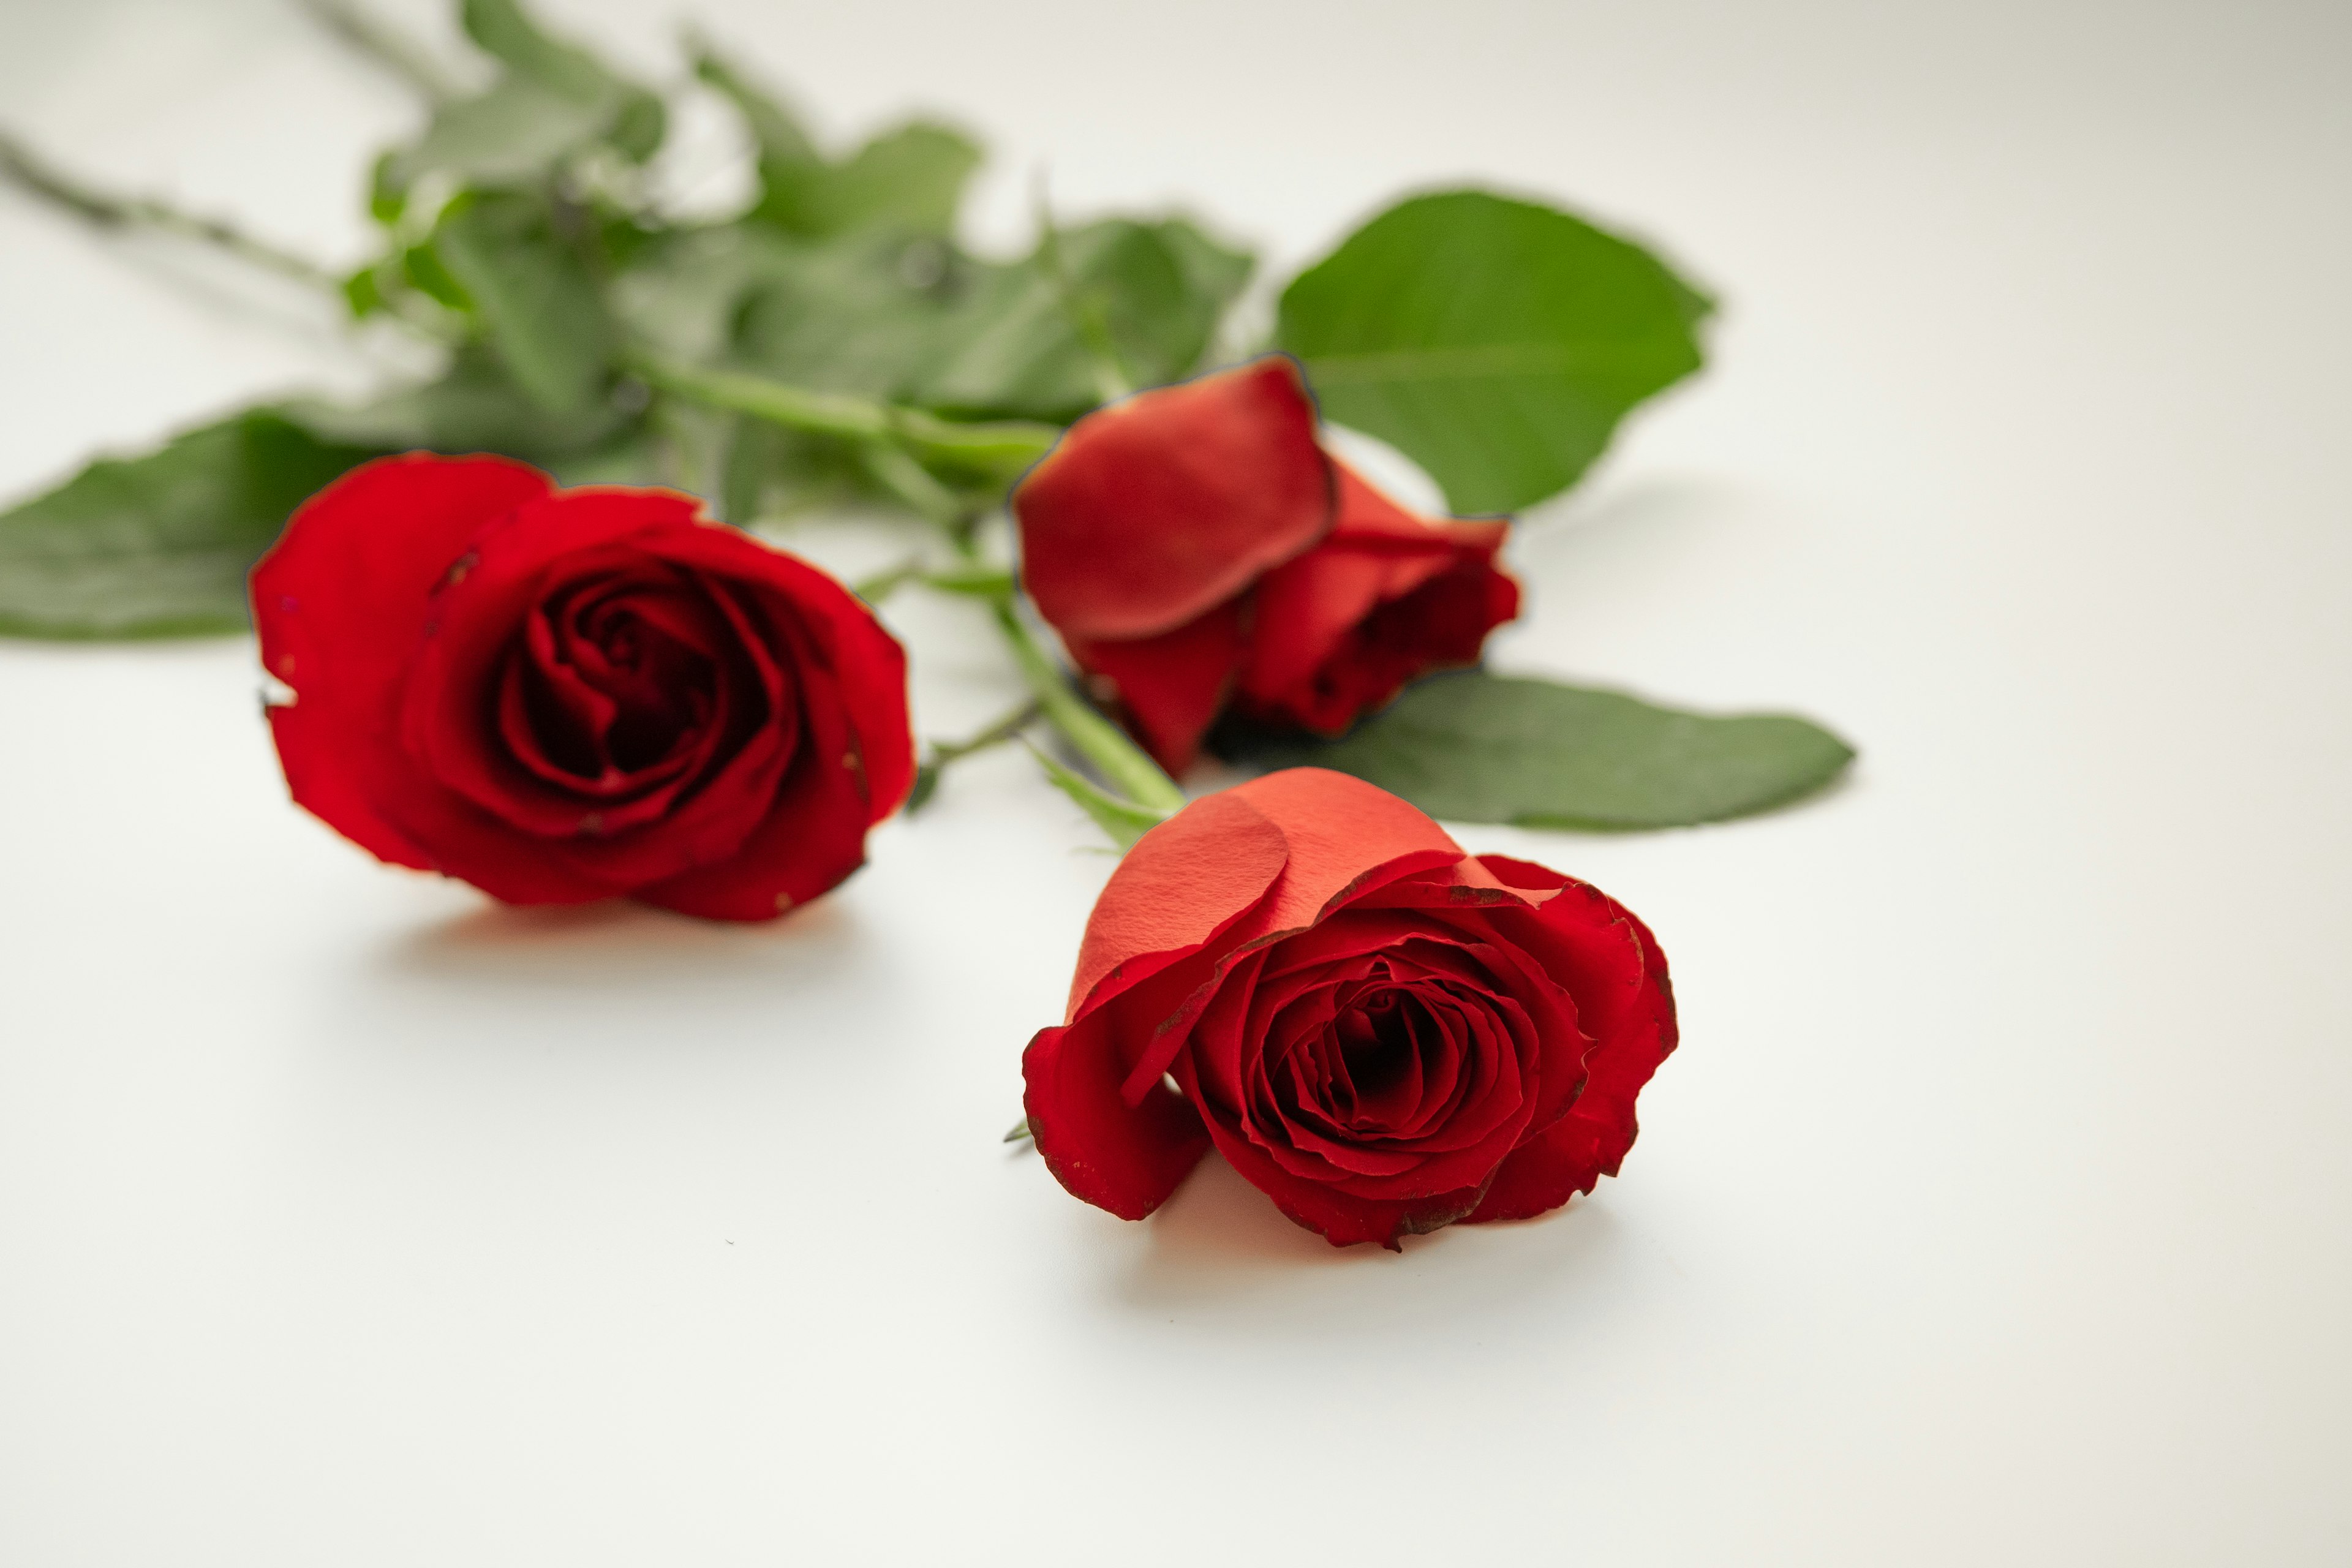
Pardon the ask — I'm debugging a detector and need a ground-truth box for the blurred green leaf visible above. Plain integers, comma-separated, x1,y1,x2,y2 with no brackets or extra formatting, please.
716,415,886,522
1235,669,1852,829
0,412,385,639
918,217,1252,421
1277,189,1708,514
380,76,613,198
462,0,615,102
690,42,818,166
693,39,978,241
609,223,800,364
460,0,664,157
282,346,631,461
379,0,662,201
731,232,982,399
431,193,616,413
768,123,980,240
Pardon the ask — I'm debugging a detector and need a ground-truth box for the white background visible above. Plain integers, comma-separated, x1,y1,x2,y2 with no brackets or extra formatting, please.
2,0,2347,1561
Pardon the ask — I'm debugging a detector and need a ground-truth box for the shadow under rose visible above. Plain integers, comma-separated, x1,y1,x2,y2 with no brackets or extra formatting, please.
1103,1150,1633,1323
377,888,872,998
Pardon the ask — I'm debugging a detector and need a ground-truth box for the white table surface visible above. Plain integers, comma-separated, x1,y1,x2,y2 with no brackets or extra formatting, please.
2,0,2347,1561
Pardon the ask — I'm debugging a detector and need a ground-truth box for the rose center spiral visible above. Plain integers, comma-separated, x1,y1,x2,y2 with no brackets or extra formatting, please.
522,582,722,782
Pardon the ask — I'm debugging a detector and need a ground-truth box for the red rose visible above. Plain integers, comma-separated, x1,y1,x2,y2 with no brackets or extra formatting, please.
1021,768,1676,1248
251,454,913,921
1013,356,1520,772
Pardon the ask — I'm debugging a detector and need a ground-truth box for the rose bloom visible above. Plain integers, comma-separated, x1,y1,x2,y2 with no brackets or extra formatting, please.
1013,356,1520,773
252,454,913,920
1022,768,1677,1248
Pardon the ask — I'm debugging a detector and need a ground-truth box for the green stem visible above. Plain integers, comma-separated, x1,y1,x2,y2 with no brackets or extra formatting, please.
634,357,1058,478
907,696,1047,811
935,698,1043,766
295,0,466,102
859,443,967,530
0,132,343,294
992,601,1185,815
850,554,927,604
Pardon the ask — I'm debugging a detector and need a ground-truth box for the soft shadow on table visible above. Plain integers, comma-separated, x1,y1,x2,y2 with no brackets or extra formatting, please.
377,892,869,995
1103,1151,1632,1327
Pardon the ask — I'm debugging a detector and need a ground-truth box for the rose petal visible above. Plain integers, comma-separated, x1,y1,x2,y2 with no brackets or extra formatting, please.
1015,356,1333,641
1065,788,1290,1021
252,454,552,874
1238,466,1473,695
1023,962,1216,1220
1463,859,1678,1223
630,582,872,919
633,522,916,828
1063,597,1248,775
1172,1045,1491,1250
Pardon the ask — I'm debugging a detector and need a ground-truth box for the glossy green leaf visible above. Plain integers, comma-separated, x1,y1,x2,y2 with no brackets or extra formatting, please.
431,194,616,413
1277,189,1708,514
0,412,384,639
1238,669,1852,829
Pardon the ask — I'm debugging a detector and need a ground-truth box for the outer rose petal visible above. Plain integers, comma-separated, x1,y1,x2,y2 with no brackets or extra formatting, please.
252,454,552,872
1066,788,1290,1019
1223,768,1466,934
1025,979,1214,1221
1238,464,1519,734
1463,858,1678,1224
1014,356,1333,641
1064,600,1249,775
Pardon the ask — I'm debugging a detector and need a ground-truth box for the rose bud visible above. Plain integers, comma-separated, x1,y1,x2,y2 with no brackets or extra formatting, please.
252,454,913,920
1012,355,1520,773
1021,767,1676,1249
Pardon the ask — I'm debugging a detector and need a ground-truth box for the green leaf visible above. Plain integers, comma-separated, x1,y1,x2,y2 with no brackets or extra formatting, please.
1276,189,1708,514
918,217,1253,421
609,222,802,365
378,1,663,200
380,75,614,198
281,346,632,462
1237,669,1852,830
693,43,973,239
431,194,616,413
1025,742,1169,852
767,122,981,240
0,411,384,639
690,42,818,168
693,42,978,241
462,0,608,98
461,0,664,156
730,231,981,401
